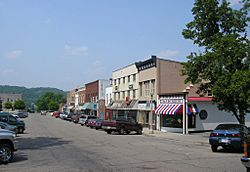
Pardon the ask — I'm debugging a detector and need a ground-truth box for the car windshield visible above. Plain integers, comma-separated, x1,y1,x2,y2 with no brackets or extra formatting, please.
215,124,243,131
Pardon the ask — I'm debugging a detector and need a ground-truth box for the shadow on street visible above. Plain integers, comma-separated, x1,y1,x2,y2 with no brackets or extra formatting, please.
17,137,72,150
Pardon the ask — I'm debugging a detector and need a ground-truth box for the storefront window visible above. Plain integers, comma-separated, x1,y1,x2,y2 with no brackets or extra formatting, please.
162,115,196,128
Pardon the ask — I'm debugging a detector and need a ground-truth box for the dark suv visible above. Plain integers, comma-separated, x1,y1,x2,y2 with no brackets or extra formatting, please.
0,112,25,134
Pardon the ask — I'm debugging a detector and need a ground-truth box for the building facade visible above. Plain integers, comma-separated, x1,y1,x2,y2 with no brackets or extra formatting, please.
0,93,22,111
110,64,139,120
84,80,110,117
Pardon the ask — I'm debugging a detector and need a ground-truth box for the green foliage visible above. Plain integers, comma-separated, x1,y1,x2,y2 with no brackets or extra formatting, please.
36,92,66,111
182,0,250,124
14,100,26,110
4,102,13,110
0,85,66,109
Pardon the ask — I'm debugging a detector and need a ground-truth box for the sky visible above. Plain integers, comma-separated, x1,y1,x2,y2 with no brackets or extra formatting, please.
0,0,246,91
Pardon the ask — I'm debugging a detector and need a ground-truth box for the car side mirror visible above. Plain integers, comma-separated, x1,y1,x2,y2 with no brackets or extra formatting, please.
1,126,4,129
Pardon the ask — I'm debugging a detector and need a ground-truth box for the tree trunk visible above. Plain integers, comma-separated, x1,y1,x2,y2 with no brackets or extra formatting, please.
233,110,241,124
239,108,246,125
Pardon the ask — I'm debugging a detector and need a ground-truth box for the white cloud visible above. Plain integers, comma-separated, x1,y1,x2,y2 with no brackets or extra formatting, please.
64,44,88,56
155,50,180,58
227,0,241,6
5,50,23,59
0,69,16,76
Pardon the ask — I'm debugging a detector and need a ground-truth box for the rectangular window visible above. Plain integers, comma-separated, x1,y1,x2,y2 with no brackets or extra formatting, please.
118,92,120,100
151,79,155,95
122,91,125,99
133,90,136,99
114,79,116,85
139,82,142,97
123,77,125,84
128,75,130,83
118,78,120,85
144,81,150,97
127,90,130,98
133,74,136,82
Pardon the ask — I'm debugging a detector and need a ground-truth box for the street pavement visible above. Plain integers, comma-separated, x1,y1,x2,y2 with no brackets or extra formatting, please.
0,113,246,172
143,128,210,146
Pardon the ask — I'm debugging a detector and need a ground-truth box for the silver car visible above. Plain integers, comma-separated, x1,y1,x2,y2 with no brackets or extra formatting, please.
0,129,17,163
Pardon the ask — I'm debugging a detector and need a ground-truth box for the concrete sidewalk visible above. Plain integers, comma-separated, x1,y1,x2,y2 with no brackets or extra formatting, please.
143,128,210,146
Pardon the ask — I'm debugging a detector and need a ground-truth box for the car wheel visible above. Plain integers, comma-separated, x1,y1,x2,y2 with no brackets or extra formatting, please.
137,128,142,135
126,131,130,135
0,143,13,163
106,130,111,134
18,127,24,134
211,145,218,152
119,127,125,135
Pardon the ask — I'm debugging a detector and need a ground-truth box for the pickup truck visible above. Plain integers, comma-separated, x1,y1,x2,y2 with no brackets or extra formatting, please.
0,129,17,163
102,117,143,135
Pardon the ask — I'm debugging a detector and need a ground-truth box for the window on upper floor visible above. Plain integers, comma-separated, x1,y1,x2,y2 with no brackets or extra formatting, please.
122,91,125,99
133,90,136,99
139,82,142,97
123,77,125,84
128,75,130,83
151,79,155,95
133,74,136,82
144,81,150,97
127,90,130,98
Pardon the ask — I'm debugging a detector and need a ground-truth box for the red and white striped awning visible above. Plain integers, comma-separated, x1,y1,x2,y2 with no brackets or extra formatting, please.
154,104,198,115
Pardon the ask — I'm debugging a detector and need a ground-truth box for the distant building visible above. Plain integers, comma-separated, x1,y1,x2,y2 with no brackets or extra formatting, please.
0,93,22,111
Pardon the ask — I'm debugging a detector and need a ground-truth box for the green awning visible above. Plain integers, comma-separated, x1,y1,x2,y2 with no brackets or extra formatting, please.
81,103,97,110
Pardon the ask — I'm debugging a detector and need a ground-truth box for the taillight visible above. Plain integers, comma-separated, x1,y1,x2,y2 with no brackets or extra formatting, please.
232,133,241,137
244,142,248,157
210,133,219,137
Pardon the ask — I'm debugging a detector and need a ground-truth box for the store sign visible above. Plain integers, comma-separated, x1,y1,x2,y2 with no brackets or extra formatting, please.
138,102,155,110
159,95,184,104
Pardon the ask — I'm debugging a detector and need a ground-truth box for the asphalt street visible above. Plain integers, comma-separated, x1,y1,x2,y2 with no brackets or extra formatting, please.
0,114,246,172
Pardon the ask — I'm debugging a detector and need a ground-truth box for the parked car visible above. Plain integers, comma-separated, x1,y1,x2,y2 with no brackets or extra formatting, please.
71,113,80,123
0,122,18,134
0,112,25,134
209,123,249,152
102,117,143,135
79,115,97,126
0,129,17,163
52,111,60,118
14,111,28,118
94,119,104,130
87,118,97,128
41,110,47,115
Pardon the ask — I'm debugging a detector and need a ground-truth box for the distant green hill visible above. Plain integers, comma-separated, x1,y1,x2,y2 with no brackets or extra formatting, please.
0,85,67,108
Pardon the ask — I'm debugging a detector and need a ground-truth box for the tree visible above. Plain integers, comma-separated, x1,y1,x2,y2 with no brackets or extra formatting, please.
182,0,250,124
4,102,13,111
36,92,66,111
14,100,26,110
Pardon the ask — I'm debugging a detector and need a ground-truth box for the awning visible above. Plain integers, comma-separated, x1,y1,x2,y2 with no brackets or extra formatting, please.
81,103,97,111
154,104,198,115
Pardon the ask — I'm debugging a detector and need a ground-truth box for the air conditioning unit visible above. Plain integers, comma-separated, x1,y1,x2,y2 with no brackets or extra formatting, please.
115,86,119,91
128,84,133,90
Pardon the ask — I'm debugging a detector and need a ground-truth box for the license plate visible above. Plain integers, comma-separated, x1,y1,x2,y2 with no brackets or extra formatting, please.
220,138,230,143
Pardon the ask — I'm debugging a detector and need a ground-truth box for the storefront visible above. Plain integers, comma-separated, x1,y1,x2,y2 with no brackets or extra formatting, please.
80,102,97,116
155,93,198,134
137,100,156,128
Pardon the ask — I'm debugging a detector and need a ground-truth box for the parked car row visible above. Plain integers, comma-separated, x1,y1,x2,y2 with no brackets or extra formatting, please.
49,111,143,135
0,111,27,164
